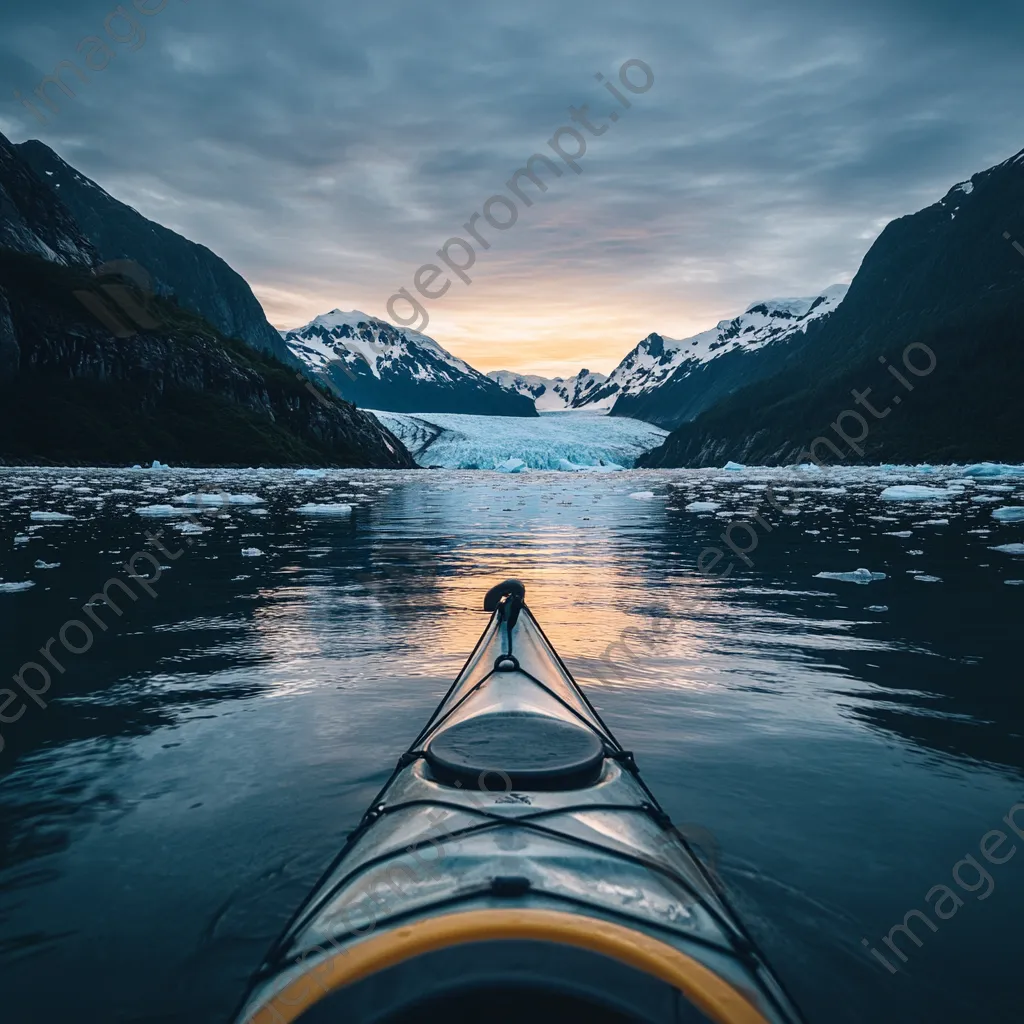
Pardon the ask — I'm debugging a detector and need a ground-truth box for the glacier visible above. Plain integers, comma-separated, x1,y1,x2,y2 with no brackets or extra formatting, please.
369,411,668,471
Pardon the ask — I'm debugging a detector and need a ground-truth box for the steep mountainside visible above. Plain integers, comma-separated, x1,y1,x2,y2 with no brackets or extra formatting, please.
283,310,536,416
588,287,847,428
487,369,608,411
17,139,294,364
0,132,412,468
640,151,1024,467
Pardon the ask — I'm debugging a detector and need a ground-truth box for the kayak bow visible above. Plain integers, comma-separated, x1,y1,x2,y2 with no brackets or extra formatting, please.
236,580,806,1024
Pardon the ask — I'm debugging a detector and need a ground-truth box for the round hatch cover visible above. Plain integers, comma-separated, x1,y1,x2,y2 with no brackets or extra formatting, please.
424,712,605,791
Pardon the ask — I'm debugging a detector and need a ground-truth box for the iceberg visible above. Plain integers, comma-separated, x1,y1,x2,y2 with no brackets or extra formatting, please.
879,485,957,501
0,581,35,593
724,461,746,471
135,504,184,517
241,547,264,557
990,543,1024,555
963,462,1022,477
496,458,527,474
30,510,74,521
294,503,354,515
814,569,887,584
175,492,264,506
992,506,1024,522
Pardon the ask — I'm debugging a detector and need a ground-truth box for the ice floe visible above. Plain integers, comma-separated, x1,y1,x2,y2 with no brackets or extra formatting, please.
866,605,889,612
724,461,746,471
30,511,74,521
686,501,721,512
913,575,942,583
294,503,354,515
879,485,958,501
630,491,655,500
135,505,184,517
0,581,35,593
175,492,264,506
33,560,60,569
241,547,264,557
814,569,887,584
992,506,1024,522
990,544,1024,555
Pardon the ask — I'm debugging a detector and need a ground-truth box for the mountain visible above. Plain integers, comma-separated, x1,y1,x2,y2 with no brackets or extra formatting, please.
640,150,1024,467
282,310,536,416
584,287,847,428
487,369,608,411
16,139,295,365
0,131,413,468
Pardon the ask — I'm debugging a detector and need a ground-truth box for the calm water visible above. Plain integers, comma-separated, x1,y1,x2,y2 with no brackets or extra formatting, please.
1,465,1022,1023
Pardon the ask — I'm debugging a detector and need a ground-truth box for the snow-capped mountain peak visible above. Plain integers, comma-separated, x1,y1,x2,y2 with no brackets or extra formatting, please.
281,309,534,416
580,285,849,412
487,368,609,411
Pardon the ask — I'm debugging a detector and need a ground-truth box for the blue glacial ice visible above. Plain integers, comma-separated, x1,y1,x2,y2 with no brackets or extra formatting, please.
814,569,887,584
369,411,667,471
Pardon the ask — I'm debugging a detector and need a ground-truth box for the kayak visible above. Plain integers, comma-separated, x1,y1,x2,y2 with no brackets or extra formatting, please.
235,580,806,1024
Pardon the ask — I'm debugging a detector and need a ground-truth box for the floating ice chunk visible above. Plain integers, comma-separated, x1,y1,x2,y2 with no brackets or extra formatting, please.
135,505,183,517
979,484,1014,491
884,531,914,538
971,496,1000,503
814,569,887,584
990,543,1024,554
913,575,942,583
14,535,30,545
30,511,74,521
992,506,1024,522
294,503,354,515
241,547,264,557
150,460,170,470
879,486,957,501
866,605,889,612
630,491,655,500
1005,580,1024,586
723,461,745,471
33,560,60,569
0,581,35,593
921,519,948,526
686,501,721,512
295,468,327,477
176,492,264,506
247,508,269,516
495,458,527,474
174,522,209,535
963,462,1020,477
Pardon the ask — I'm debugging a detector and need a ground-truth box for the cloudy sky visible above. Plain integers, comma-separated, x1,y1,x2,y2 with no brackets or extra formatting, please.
3,0,1023,375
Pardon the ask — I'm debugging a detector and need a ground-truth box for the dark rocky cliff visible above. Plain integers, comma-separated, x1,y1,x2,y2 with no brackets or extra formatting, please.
0,132,414,469
17,139,295,365
641,150,1024,467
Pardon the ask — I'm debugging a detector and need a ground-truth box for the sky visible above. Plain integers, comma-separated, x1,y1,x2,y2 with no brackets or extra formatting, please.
2,0,1023,377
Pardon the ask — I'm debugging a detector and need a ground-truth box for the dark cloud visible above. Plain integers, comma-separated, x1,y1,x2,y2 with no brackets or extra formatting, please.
1,0,1022,372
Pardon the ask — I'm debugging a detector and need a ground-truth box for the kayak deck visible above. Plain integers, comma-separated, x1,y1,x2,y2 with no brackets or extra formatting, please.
236,581,805,1024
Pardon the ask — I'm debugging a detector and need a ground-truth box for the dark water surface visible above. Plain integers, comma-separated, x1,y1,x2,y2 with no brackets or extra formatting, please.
0,465,1022,1023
